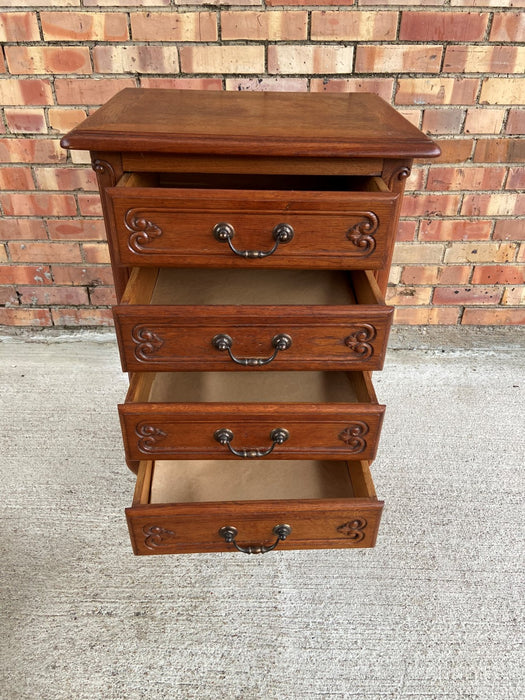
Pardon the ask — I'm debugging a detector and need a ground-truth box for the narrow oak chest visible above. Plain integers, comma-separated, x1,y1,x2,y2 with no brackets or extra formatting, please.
62,89,439,555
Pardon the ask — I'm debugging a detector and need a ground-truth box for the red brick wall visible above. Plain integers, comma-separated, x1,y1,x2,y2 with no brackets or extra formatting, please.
0,2,523,328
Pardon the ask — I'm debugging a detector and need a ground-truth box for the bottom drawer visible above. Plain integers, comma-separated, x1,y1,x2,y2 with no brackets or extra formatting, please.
126,459,383,555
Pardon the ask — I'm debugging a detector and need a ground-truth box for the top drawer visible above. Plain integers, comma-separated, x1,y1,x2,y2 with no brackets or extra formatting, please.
105,173,399,270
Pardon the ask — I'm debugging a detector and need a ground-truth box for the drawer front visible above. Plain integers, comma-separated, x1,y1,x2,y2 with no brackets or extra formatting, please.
114,307,393,372
106,187,398,269
126,502,383,555
119,405,385,462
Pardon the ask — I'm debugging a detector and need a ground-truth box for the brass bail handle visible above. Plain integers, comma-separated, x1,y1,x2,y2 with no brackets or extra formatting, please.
219,524,292,554
214,427,289,458
213,222,294,259
212,333,292,367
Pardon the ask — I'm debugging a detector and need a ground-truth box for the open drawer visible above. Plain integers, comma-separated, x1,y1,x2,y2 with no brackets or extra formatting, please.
119,370,385,466
126,458,384,554
106,172,398,269
114,267,393,372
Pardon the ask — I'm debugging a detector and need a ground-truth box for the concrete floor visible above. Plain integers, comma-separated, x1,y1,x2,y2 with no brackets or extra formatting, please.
0,327,523,700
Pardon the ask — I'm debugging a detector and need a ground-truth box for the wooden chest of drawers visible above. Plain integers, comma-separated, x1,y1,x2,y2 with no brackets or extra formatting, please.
62,89,439,556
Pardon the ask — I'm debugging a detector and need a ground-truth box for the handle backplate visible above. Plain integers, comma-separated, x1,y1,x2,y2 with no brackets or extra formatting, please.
212,222,294,259
219,524,292,554
214,427,289,458
212,333,292,366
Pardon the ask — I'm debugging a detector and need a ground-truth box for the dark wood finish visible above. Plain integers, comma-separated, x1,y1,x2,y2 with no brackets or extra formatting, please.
118,371,385,462
61,89,440,159
114,268,393,372
106,178,398,270
126,459,384,555
60,89,439,554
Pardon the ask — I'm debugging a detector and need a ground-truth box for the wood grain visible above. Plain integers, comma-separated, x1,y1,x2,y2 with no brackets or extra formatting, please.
61,89,440,158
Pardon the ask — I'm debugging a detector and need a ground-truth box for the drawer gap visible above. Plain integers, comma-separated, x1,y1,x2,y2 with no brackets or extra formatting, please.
129,371,376,405
122,172,387,193
149,268,357,306
119,268,374,307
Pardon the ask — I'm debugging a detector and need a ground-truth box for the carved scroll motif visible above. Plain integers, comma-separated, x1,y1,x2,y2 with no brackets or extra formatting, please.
91,159,117,187
136,423,168,453
338,422,369,454
388,166,411,190
344,324,376,360
143,525,176,550
336,518,367,542
346,212,379,256
132,326,165,362
125,210,163,253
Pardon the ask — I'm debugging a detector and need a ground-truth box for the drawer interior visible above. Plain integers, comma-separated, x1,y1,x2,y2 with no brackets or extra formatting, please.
128,370,377,405
153,269,356,305
119,171,389,193
121,268,385,308
134,459,377,504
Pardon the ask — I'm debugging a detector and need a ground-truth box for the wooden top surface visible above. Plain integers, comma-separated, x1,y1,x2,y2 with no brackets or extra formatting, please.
61,88,440,159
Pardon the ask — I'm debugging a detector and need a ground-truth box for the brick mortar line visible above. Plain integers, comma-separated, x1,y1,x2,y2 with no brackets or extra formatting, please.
1,261,109,265
35,8,44,42
0,56,8,135
0,6,512,11
34,6,58,194
0,5,519,12
10,70,518,80
395,9,402,44
306,3,311,43
393,281,525,287
2,186,523,195
5,301,522,308
2,134,521,142
402,211,525,217
5,35,525,45
0,184,523,195
2,56,524,70
1,188,523,198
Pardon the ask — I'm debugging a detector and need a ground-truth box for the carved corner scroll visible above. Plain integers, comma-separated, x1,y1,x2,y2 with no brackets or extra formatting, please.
136,423,167,453
336,518,367,542
92,158,117,187
338,422,369,454
344,324,376,360
125,209,163,253
346,212,379,256
143,525,176,550
132,326,164,362
387,166,411,190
